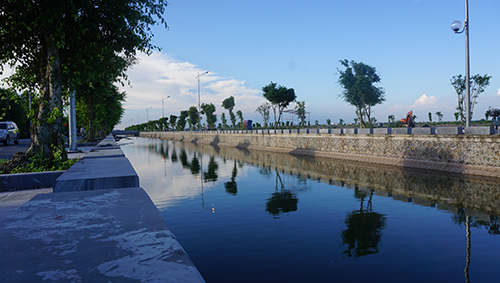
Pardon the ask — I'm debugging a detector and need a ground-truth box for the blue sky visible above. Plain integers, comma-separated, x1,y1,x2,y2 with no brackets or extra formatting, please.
3,1,500,128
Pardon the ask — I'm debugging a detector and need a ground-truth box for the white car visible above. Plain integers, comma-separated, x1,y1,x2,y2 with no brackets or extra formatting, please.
0,121,20,145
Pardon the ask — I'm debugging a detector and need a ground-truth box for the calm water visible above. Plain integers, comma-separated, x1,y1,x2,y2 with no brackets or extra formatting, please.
120,137,500,283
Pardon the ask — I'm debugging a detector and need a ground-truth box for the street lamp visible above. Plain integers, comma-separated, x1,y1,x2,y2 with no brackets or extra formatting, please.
136,114,141,125
451,0,470,127
161,96,170,131
196,71,210,131
146,107,152,123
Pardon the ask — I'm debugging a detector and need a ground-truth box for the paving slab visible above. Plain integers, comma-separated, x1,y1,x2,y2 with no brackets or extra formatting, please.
84,148,125,159
54,157,139,192
0,187,205,282
0,188,52,222
0,171,63,191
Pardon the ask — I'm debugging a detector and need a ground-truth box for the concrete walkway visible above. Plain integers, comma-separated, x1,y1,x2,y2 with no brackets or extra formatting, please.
0,135,205,282
0,188,52,222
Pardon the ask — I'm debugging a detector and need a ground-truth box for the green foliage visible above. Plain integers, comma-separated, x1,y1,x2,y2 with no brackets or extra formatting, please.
262,82,296,129
295,101,306,127
0,88,30,138
451,74,491,125
177,110,188,131
201,103,217,130
8,152,76,174
337,60,385,128
220,113,228,130
255,102,271,128
387,115,395,125
169,115,178,130
0,0,168,159
435,111,443,123
187,106,199,130
222,96,236,129
236,110,244,129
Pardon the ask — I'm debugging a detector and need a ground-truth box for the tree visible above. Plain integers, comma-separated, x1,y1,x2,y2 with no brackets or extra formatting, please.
435,111,443,123
177,111,188,131
295,101,306,128
262,82,296,129
187,106,199,131
388,115,395,126
236,110,244,129
326,118,331,126
220,113,228,130
451,74,491,125
337,60,385,128
341,188,387,258
201,103,217,130
169,115,178,130
0,0,168,161
255,102,271,128
222,96,236,129
428,112,432,123
0,88,30,138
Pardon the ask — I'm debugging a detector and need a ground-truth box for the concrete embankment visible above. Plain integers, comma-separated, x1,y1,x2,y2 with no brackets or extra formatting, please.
0,135,205,282
140,129,500,178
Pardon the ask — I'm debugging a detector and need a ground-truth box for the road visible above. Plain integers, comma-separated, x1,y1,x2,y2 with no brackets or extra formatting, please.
0,139,30,160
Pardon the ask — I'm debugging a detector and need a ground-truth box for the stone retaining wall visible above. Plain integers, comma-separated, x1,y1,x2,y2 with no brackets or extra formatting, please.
140,131,500,178
145,141,500,215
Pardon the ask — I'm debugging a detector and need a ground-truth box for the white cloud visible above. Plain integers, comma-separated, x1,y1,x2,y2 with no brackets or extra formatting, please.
497,88,500,95
411,94,438,108
118,52,264,128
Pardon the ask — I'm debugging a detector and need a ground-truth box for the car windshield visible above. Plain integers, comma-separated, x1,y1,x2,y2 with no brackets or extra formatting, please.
0,124,7,130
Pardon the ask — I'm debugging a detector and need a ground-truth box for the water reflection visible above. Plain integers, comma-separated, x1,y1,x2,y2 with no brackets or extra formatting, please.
123,138,500,283
265,171,299,218
204,156,218,182
341,188,387,257
224,161,238,195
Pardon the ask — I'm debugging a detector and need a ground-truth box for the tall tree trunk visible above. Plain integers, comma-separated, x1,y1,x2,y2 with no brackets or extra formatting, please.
29,30,66,160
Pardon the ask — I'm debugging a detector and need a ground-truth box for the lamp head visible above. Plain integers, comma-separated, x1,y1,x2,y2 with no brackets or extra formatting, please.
451,21,462,33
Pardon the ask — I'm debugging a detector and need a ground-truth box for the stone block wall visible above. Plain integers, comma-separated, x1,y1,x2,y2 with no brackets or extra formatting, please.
140,131,500,177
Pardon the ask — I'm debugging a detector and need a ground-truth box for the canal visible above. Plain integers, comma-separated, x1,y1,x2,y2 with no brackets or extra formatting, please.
120,137,500,283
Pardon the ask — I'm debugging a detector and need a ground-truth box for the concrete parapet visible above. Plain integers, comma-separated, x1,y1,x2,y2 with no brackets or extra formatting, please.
84,148,125,159
374,128,391,134
344,128,358,134
54,157,139,192
358,128,373,134
464,126,495,135
392,128,411,134
0,171,63,191
331,129,343,134
0,187,205,282
435,127,463,135
140,130,500,177
318,129,331,134
412,127,436,135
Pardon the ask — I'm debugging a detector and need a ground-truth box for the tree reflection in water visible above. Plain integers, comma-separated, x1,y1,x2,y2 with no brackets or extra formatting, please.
190,153,200,175
224,161,238,195
204,156,218,182
341,188,387,258
265,171,298,219
180,149,189,169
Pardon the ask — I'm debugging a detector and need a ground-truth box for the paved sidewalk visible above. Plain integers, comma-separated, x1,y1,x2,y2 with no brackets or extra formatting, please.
0,188,52,222
0,147,92,222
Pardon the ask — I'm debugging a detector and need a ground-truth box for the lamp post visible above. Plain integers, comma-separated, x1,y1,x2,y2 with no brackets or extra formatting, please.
196,71,210,131
136,114,141,125
161,96,170,131
451,0,470,127
146,107,152,123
